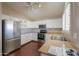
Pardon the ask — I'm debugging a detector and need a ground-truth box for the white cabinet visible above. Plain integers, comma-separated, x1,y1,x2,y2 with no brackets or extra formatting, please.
21,20,31,28
21,34,32,45
45,34,52,41
30,19,62,28
21,33,37,45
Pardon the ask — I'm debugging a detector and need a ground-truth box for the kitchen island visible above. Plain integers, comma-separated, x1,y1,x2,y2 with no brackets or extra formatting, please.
39,40,79,56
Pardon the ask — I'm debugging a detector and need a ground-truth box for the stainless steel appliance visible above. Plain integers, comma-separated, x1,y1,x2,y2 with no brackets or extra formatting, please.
2,20,21,55
38,24,47,40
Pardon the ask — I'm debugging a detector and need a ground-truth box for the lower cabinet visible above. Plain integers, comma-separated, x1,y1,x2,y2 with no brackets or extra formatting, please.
45,34,52,41
21,33,37,45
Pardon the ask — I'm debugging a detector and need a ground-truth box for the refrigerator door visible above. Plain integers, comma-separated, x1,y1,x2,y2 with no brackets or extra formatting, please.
14,21,21,38
3,20,14,40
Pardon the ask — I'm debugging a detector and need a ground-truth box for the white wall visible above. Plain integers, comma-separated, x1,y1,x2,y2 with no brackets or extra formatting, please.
70,3,79,48
27,18,62,28
0,2,2,56
63,2,79,49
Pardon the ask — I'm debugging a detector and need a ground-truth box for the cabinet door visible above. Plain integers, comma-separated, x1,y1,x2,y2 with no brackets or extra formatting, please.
21,33,37,45
45,34,52,41
21,34,32,45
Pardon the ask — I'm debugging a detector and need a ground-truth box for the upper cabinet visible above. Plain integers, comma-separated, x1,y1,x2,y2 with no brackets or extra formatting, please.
62,2,71,32
21,20,28,28
28,19,62,28
21,19,62,29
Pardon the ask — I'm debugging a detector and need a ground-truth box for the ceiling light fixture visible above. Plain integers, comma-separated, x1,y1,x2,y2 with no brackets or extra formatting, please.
25,2,42,8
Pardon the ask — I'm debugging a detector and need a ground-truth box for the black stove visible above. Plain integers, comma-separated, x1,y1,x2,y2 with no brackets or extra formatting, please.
38,24,47,40
38,30,47,40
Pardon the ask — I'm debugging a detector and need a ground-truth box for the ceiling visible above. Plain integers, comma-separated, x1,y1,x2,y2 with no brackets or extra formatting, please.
2,2,65,21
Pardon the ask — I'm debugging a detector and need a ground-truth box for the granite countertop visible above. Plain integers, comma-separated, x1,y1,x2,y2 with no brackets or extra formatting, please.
47,31,62,34
38,39,79,55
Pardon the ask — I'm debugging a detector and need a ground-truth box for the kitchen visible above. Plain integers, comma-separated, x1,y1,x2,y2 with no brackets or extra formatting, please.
0,2,79,56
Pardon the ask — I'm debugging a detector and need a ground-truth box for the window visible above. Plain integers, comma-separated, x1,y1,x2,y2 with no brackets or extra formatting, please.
63,2,70,32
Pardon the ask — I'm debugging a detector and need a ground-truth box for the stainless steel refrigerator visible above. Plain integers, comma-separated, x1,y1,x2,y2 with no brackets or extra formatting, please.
2,20,21,55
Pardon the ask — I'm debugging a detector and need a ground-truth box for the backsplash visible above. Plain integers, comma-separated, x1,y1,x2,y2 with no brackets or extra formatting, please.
21,28,62,35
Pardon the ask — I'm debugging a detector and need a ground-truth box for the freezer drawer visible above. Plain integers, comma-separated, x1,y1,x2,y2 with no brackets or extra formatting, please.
3,38,21,55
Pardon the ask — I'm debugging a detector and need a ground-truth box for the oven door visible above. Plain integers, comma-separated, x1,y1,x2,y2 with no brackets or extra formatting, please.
38,33,45,40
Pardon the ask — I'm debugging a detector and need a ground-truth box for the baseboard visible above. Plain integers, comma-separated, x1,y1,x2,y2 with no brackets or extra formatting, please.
21,40,34,47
